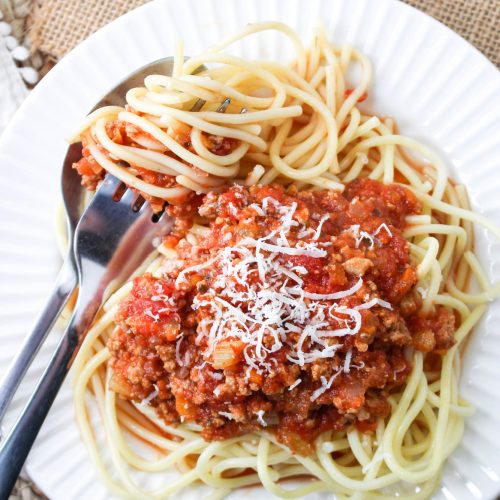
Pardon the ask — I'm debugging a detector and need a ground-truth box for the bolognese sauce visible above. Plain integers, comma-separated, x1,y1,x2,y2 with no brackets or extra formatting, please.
72,110,241,211
108,180,456,454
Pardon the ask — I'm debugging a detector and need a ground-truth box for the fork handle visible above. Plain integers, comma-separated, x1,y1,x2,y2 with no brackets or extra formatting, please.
0,256,77,424
0,307,80,498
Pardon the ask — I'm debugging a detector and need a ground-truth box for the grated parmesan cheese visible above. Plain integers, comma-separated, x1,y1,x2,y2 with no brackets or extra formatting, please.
290,278,363,301
312,214,330,240
288,379,302,390
374,223,393,238
255,410,267,427
173,196,395,388
355,298,392,310
218,411,235,420
227,202,239,216
348,222,393,250
144,309,160,322
311,372,341,402
343,350,353,373
139,384,159,406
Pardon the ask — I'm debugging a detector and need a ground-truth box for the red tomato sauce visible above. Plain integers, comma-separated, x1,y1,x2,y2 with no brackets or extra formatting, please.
108,181,455,454
72,118,240,211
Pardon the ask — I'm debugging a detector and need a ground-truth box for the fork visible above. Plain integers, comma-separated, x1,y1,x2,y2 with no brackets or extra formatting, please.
0,88,237,495
0,151,81,425
0,174,173,496
0,56,186,427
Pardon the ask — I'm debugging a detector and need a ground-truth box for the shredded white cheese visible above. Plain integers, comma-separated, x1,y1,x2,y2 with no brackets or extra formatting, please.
218,411,235,420
374,223,393,238
312,214,330,240
290,278,363,301
144,309,160,322
139,384,159,406
175,334,184,366
348,222,394,250
355,298,392,310
227,202,239,216
255,410,267,427
349,224,375,249
343,350,353,373
311,372,341,402
175,196,395,388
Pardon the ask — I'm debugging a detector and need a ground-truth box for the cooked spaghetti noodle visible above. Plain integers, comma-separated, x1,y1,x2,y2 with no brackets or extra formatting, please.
68,22,500,499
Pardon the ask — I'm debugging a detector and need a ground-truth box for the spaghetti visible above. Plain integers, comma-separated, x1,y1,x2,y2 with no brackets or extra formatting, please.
69,22,500,499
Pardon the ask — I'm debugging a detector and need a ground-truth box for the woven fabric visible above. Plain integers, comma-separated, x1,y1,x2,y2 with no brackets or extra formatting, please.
29,0,149,59
403,0,500,66
27,0,500,66
8,476,47,500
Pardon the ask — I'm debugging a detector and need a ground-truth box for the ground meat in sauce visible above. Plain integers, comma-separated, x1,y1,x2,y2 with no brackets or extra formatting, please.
108,181,456,455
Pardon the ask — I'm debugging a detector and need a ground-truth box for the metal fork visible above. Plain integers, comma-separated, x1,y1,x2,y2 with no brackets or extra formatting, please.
0,56,185,427
0,88,235,494
0,175,173,496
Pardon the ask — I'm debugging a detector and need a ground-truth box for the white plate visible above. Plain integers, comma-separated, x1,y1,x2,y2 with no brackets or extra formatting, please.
1,0,500,498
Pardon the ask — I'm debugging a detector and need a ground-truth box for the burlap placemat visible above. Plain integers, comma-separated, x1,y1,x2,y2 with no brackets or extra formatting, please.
404,0,499,66
28,0,500,68
6,0,499,499
29,0,149,61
